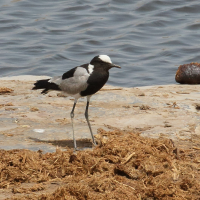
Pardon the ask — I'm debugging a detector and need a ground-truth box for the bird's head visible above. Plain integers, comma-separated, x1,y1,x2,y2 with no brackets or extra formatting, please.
90,55,121,70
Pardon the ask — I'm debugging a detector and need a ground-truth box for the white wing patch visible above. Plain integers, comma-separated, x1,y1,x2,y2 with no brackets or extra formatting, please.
48,76,62,85
99,55,112,64
88,64,94,74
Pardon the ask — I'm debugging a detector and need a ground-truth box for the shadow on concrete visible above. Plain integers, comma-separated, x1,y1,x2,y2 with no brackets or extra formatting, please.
28,137,93,149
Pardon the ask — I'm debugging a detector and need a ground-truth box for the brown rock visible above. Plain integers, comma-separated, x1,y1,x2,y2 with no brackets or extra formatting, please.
175,62,200,84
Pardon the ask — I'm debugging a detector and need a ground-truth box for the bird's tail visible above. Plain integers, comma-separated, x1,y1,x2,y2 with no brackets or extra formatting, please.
32,79,61,94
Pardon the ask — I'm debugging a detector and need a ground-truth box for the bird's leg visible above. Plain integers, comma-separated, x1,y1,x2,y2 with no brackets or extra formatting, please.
85,96,97,145
71,100,77,151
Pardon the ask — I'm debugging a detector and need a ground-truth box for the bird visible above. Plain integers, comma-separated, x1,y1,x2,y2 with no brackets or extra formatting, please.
32,55,121,150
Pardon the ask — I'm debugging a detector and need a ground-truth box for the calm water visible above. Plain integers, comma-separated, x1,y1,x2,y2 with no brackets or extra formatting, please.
0,0,200,87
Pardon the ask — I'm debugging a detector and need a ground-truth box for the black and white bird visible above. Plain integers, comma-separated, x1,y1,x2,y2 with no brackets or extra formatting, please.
32,55,120,150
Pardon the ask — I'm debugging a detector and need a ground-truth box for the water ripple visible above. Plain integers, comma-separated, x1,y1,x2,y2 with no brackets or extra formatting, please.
0,0,200,87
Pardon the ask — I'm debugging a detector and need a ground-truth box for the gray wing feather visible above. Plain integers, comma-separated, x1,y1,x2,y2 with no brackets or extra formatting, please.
59,67,89,94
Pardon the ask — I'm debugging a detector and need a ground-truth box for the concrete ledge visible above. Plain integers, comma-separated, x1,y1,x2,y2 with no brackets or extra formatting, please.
0,75,51,81
0,75,200,152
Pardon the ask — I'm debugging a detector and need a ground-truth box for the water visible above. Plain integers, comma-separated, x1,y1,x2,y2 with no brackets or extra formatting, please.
0,0,200,87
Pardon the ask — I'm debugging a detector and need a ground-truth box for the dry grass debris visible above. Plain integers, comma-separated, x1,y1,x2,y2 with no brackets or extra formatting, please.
0,87,13,94
1,129,200,199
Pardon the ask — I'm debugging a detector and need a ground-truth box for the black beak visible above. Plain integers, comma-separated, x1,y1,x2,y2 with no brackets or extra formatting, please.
111,63,121,68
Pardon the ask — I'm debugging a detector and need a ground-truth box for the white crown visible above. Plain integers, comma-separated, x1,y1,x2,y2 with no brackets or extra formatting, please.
98,55,112,64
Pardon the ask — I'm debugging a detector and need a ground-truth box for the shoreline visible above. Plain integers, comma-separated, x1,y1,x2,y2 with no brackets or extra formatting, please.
0,74,177,88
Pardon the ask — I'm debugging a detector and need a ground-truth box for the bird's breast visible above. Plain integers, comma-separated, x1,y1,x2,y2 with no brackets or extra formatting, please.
80,71,109,96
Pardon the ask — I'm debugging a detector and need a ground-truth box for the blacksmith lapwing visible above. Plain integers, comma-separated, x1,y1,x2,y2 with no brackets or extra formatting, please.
32,55,120,150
